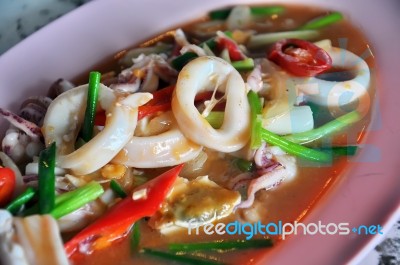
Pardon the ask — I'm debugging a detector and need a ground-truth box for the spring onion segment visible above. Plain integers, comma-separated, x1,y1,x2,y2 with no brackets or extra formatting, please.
172,52,198,70
248,91,263,149
250,6,285,16
250,72,335,163
235,158,254,172
209,6,285,20
319,146,358,156
142,248,225,265
299,12,343,30
261,128,331,163
171,34,224,70
6,187,36,214
130,222,141,253
81,71,101,142
231,58,255,71
38,142,56,214
169,239,273,252
110,180,127,198
283,111,362,145
205,111,225,129
50,181,104,219
172,31,238,71
248,30,319,48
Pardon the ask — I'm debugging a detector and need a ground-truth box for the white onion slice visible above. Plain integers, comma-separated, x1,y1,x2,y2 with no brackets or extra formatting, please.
262,105,314,135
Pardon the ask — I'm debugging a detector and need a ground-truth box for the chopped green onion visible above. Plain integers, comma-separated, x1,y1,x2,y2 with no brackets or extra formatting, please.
332,146,358,156
142,248,225,265
110,179,127,198
234,159,254,172
130,221,141,253
299,12,343,30
38,142,56,214
209,8,232,20
6,187,36,214
250,6,285,16
318,146,358,156
171,52,198,71
205,111,224,129
261,128,331,163
21,181,104,217
50,181,104,219
169,239,273,252
81,71,101,142
223,31,233,39
248,91,262,149
248,30,319,48
283,111,362,145
209,6,285,20
171,31,232,70
231,58,254,71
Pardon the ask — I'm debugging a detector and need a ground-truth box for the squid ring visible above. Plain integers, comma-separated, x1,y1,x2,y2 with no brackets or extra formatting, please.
43,84,152,175
292,47,371,116
172,56,250,153
113,112,203,168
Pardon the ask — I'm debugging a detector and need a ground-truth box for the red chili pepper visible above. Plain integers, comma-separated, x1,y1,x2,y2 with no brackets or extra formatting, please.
172,44,182,57
146,85,175,106
217,37,245,62
137,103,171,120
0,167,16,207
94,110,106,126
65,164,183,257
95,85,175,126
94,86,217,126
268,38,332,77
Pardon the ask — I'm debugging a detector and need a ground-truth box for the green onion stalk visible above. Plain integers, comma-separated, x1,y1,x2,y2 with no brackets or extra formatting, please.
81,71,101,142
38,142,56,214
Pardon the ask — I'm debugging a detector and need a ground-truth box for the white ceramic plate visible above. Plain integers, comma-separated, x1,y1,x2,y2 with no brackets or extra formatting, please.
0,0,399,264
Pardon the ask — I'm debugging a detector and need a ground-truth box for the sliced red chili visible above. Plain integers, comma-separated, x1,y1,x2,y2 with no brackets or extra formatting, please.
95,86,221,126
217,37,245,61
268,38,332,77
0,167,16,207
94,110,106,126
137,103,171,120
146,85,175,106
65,164,183,257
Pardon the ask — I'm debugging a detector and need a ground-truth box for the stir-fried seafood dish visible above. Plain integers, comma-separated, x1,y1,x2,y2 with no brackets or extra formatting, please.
0,4,374,265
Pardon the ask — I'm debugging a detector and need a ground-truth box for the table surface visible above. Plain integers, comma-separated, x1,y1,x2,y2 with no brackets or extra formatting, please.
0,0,399,264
